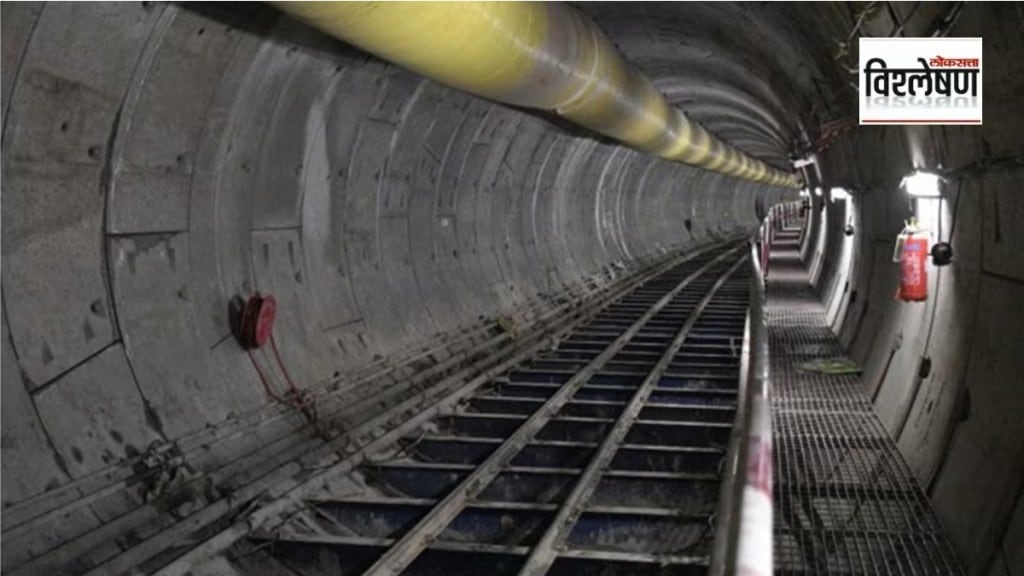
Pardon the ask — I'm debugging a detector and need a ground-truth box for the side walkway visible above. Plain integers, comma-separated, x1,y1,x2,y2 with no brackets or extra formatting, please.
766,228,964,575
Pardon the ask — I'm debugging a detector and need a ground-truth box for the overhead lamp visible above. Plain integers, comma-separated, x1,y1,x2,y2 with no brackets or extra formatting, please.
814,187,823,197
831,187,850,202
799,188,810,198
901,171,943,198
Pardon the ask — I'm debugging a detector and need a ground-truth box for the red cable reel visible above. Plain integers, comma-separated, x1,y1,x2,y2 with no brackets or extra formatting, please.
236,293,318,423
239,293,276,349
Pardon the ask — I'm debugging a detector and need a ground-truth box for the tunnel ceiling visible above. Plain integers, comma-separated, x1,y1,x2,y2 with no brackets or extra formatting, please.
581,1,847,166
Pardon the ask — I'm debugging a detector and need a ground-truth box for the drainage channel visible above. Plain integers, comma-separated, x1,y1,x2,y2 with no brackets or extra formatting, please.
233,242,753,576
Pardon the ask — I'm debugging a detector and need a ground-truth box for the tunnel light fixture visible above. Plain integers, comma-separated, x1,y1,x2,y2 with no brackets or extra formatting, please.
814,187,823,197
799,188,810,198
901,171,943,198
830,187,850,202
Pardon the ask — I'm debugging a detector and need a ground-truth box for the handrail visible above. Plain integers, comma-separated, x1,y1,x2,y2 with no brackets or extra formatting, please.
710,227,773,575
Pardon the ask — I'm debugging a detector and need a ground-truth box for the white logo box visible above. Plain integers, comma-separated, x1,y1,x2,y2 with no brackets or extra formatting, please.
859,37,983,125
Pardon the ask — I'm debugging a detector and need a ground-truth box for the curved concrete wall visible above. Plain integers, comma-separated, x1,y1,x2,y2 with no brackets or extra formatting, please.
2,2,1021,576
1,1,795,509
807,5,1024,574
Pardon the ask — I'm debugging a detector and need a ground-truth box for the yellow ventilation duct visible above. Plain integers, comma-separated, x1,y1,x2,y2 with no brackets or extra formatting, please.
272,1,800,187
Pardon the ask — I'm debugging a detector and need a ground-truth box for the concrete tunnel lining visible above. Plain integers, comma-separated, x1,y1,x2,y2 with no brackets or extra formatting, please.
2,2,1023,575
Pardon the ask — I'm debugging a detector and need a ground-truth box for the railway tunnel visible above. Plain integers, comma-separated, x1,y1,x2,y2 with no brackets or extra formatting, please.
1,2,1022,575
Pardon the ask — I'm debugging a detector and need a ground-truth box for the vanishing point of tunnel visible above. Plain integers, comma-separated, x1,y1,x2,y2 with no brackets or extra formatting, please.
1,2,1022,576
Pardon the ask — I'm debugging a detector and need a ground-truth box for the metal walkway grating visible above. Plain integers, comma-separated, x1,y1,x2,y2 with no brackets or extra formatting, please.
767,230,964,575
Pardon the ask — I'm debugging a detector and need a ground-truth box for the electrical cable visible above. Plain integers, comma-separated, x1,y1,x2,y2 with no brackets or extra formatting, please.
246,332,323,437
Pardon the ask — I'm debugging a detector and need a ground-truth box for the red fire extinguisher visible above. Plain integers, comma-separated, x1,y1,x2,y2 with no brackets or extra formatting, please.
895,220,928,302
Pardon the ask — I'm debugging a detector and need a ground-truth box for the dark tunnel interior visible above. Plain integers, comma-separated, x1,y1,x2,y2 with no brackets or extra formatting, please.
1,2,1022,575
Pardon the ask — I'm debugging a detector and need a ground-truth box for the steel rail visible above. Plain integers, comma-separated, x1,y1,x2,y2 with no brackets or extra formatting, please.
360,246,743,575
518,253,748,575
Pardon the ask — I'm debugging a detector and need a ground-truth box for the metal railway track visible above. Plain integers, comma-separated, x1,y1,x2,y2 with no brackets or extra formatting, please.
233,243,754,576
